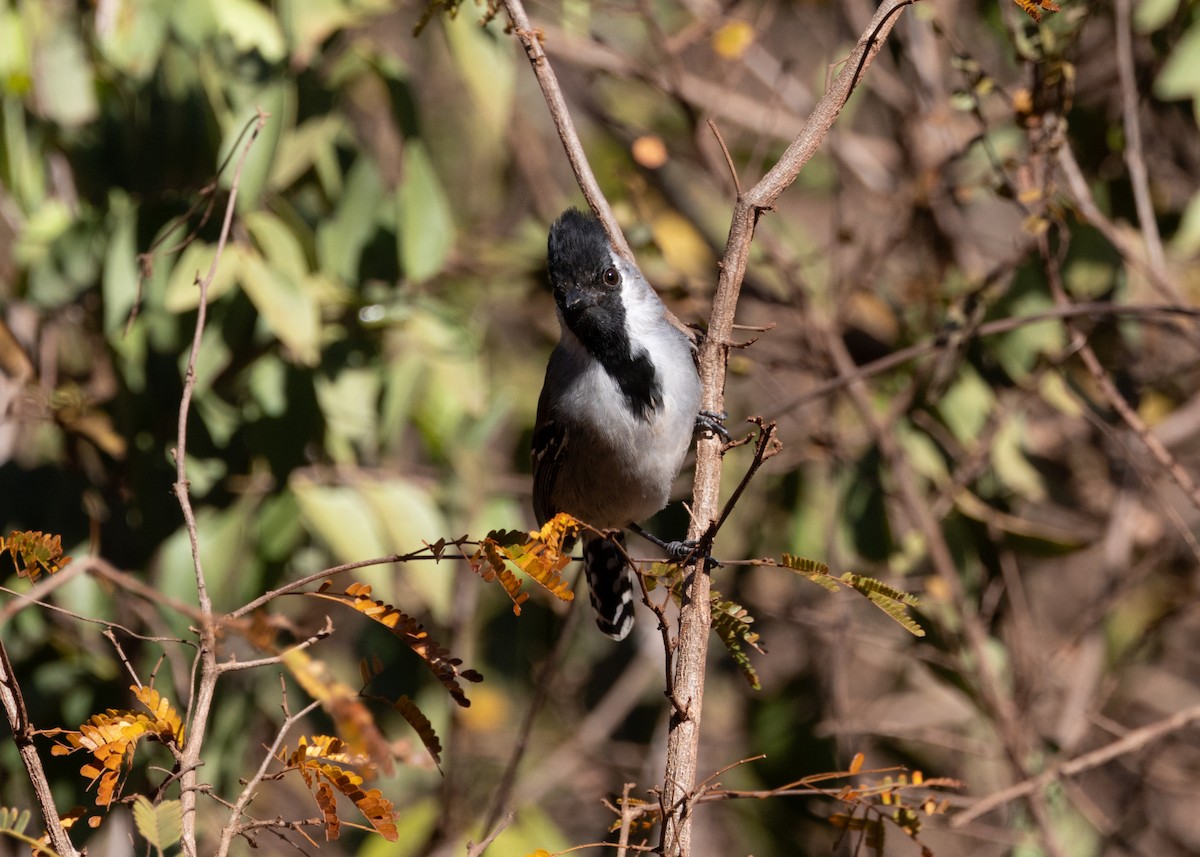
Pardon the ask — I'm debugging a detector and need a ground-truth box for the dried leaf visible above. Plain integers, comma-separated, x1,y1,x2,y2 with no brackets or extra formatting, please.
1011,0,1060,22
481,513,577,603
310,582,482,707
393,694,442,767
315,782,340,841
53,685,184,807
468,537,531,615
1,530,72,582
292,758,398,841
283,649,394,776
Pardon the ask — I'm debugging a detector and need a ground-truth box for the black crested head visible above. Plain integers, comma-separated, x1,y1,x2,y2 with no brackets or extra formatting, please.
547,208,612,290
545,209,662,421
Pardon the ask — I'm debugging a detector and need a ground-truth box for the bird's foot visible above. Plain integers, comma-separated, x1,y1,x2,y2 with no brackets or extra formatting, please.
630,524,722,569
695,409,731,441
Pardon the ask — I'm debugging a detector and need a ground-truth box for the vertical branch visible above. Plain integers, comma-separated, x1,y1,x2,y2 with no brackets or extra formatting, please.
1114,0,1169,281
501,0,913,853
660,3,915,854
175,110,267,857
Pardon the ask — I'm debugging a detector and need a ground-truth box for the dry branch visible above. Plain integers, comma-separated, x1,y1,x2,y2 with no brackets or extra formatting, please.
174,110,268,857
660,2,916,853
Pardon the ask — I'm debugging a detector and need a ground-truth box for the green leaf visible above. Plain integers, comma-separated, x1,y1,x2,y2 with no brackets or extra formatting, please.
1154,22,1200,101
990,415,1045,502
96,0,168,80
396,142,454,283
270,113,345,191
211,0,287,61
0,8,31,93
0,806,31,834
839,573,925,637
291,477,390,565
133,796,183,851
991,286,1064,381
102,192,141,335
709,588,765,690
243,210,309,283
218,84,292,213
1171,188,1200,257
238,248,321,366
318,158,386,282
781,553,839,592
314,368,381,462
444,14,516,145
937,367,994,444
13,199,71,266
1134,0,1180,33
33,21,98,126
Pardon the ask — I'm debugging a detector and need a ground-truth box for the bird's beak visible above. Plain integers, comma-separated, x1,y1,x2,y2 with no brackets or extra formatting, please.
562,285,594,314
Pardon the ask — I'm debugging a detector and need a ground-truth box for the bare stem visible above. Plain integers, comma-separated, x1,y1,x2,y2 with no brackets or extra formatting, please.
214,696,321,857
659,4,915,854
501,0,632,263
175,109,268,857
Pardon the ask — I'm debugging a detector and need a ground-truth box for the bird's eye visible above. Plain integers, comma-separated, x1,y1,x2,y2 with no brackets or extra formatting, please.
602,266,620,287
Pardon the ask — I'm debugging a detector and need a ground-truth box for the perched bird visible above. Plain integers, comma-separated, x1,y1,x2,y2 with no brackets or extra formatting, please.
532,208,715,640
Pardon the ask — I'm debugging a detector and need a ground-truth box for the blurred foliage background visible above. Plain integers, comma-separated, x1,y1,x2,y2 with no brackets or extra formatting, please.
2,0,1200,854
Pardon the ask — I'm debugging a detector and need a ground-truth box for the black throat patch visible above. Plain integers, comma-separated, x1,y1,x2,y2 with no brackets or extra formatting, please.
567,294,662,421
548,210,662,420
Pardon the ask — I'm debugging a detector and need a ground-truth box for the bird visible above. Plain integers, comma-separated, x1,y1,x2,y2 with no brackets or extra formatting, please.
531,208,719,640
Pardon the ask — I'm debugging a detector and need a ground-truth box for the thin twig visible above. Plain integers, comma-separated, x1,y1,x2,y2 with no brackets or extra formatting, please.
708,418,781,540
1039,236,1200,515
773,301,1200,417
215,617,335,674
466,812,515,857
1056,141,1180,303
954,701,1200,826
706,119,741,196
616,782,636,857
176,108,269,857
1114,0,1167,277
214,689,321,857
500,0,632,263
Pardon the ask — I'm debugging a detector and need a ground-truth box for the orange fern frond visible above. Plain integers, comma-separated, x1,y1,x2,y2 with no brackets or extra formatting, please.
281,740,399,843
284,650,393,777
1011,0,1060,22
467,537,531,615
309,582,482,707
392,694,442,767
50,685,184,806
1,530,72,582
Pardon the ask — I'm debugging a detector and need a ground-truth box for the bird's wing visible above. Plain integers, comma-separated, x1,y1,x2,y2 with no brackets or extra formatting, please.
531,416,567,526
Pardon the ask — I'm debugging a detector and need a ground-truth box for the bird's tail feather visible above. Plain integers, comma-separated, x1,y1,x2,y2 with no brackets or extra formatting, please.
583,533,635,640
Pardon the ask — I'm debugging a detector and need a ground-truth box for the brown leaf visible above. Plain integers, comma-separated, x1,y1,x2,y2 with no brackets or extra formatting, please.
393,694,442,767
309,583,481,707
1011,0,1060,22
1,530,72,582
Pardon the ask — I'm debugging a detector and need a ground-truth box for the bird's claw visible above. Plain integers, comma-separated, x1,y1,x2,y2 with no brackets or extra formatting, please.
662,539,722,570
695,410,731,441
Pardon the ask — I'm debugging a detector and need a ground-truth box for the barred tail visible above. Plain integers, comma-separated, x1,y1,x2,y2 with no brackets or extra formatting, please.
582,533,635,640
